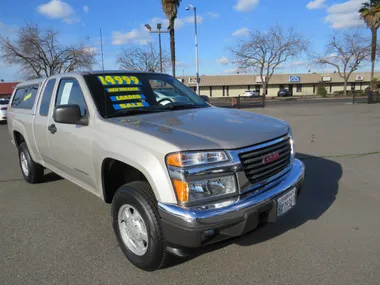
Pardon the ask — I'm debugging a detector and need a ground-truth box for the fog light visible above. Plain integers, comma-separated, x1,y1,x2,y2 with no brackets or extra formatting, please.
201,229,216,242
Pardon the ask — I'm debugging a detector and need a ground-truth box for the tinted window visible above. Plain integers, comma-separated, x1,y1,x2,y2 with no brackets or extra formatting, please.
0,99,10,105
83,73,208,118
56,79,87,117
11,85,39,109
39,79,56,116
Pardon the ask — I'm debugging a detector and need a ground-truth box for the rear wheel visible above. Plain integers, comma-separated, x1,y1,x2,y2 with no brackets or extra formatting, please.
112,181,167,271
18,142,44,183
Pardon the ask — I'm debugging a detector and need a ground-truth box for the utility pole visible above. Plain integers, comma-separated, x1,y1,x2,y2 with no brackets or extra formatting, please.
145,23,169,73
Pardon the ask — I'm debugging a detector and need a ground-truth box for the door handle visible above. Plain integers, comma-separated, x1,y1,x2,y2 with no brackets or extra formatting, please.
48,124,57,134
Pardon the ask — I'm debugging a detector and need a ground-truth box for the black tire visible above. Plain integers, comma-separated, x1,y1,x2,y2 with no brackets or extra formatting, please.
18,142,44,184
112,181,167,271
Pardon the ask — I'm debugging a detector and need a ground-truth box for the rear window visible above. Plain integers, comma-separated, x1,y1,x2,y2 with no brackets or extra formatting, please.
11,84,40,109
0,99,10,105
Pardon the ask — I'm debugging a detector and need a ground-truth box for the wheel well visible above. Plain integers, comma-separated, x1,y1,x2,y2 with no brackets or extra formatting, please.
102,158,149,203
13,131,25,148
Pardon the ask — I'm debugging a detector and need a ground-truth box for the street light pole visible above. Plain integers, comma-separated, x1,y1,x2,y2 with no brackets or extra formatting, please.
145,23,169,73
158,31,163,73
186,4,200,95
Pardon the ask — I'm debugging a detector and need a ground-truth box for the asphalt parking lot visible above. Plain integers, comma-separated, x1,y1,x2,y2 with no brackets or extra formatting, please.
1,102,379,285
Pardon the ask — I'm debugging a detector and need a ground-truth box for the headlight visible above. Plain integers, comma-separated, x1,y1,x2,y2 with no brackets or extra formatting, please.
171,175,237,204
166,151,229,167
166,151,236,204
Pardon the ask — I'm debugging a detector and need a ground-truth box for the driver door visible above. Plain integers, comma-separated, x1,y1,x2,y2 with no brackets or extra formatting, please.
47,77,96,190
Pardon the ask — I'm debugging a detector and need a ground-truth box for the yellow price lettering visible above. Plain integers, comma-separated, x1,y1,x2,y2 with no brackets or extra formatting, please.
122,76,131,84
113,76,124,85
98,76,107,85
105,76,116,85
130,76,139,85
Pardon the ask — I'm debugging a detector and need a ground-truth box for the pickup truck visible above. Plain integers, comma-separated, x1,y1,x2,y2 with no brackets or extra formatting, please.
7,71,305,271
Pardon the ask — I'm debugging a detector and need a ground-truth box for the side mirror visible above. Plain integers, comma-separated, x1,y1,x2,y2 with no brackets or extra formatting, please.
53,104,88,125
200,95,209,102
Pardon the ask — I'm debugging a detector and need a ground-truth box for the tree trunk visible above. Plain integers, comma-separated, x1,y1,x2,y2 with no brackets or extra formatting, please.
169,18,176,77
343,79,347,96
261,82,266,107
370,27,377,89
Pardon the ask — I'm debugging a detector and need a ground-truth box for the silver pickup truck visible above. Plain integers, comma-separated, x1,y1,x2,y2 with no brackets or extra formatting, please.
7,71,305,271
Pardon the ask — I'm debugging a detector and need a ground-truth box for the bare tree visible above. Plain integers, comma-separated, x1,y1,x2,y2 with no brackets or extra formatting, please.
315,31,370,96
0,24,96,79
230,26,309,106
117,44,170,72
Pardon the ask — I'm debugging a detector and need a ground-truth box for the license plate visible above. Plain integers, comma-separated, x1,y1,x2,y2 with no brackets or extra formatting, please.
277,188,296,217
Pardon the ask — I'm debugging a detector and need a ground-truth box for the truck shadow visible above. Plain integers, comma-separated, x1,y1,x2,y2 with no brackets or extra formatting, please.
41,171,63,183
164,153,342,268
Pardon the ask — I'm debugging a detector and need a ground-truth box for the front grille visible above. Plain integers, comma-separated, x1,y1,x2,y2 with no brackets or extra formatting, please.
239,138,291,184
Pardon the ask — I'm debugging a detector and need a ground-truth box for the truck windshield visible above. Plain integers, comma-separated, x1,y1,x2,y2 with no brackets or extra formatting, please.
83,73,209,118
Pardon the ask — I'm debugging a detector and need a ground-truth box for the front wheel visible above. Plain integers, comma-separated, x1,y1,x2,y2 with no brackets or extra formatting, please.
112,181,167,271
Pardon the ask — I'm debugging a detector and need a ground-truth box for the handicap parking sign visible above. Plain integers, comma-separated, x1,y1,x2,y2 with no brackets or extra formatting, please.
289,76,301,82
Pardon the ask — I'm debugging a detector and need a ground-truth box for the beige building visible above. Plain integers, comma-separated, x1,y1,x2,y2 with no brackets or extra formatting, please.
178,72,377,97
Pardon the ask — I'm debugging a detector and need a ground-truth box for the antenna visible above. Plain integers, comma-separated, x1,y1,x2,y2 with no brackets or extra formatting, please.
100,28,108,118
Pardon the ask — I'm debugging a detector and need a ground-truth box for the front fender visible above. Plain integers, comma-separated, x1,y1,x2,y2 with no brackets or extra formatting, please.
93,136,177,204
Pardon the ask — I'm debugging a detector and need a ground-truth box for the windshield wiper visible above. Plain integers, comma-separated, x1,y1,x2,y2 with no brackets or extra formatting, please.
106,107,165,118
160,104,205,110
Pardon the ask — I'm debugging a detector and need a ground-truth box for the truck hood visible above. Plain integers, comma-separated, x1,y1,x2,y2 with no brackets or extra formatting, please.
108,107,289,150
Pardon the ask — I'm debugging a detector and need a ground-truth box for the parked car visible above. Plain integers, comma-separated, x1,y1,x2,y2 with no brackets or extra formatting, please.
278,88,291,97
241,90,260,97
7,71,305,271
0,98,10,121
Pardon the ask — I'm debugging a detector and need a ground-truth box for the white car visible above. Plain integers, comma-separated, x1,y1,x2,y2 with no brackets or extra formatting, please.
241,90,260,97
0,98,9,121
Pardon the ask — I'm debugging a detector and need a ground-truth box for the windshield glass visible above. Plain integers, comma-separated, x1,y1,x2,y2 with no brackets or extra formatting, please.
83,73,209,118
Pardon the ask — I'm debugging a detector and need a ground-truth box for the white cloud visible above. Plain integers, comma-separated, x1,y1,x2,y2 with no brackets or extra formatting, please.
207,12,220,18
183,16,204,24
325,0,365,28
176,62,189,68
232,27,250,37
83,6,89,14
37,0,74,19
217,56,230,65
63,18,80,24
112,29,153,45
224,67,240,74
234,0,259,12
306,0,326,10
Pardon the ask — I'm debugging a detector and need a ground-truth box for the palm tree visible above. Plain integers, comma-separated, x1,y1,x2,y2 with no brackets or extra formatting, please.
161,0,181,77
359,0,380,86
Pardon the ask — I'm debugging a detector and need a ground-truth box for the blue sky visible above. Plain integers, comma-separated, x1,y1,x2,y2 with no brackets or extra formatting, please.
0,0,370,81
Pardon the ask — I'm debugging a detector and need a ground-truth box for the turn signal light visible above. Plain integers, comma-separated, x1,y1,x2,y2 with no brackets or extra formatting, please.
172,179,188,203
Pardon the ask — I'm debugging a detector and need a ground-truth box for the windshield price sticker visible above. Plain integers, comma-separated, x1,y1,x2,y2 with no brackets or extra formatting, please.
106,87,141,93
23,93,32,102
110,94,146,102
113,101,150,110
98,75,141,86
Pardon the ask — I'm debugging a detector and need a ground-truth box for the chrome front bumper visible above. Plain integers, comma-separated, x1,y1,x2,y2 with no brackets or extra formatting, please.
158,159,305,245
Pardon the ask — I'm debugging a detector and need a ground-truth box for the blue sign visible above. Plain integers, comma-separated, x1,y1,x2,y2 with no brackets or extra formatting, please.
289,76,301,82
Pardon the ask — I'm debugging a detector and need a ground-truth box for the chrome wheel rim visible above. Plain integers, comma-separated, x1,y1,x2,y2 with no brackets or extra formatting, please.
20,152,29,177
118,204,148,256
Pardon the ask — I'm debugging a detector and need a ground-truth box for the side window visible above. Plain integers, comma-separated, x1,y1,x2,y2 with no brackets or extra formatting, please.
39,79,56,116
11,85,39,109
56,79,87,117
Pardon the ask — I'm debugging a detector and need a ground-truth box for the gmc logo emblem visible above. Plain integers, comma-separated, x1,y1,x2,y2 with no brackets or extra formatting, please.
263,151,280,164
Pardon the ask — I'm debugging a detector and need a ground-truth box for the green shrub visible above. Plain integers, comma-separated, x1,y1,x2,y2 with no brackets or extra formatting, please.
317,86,328,97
